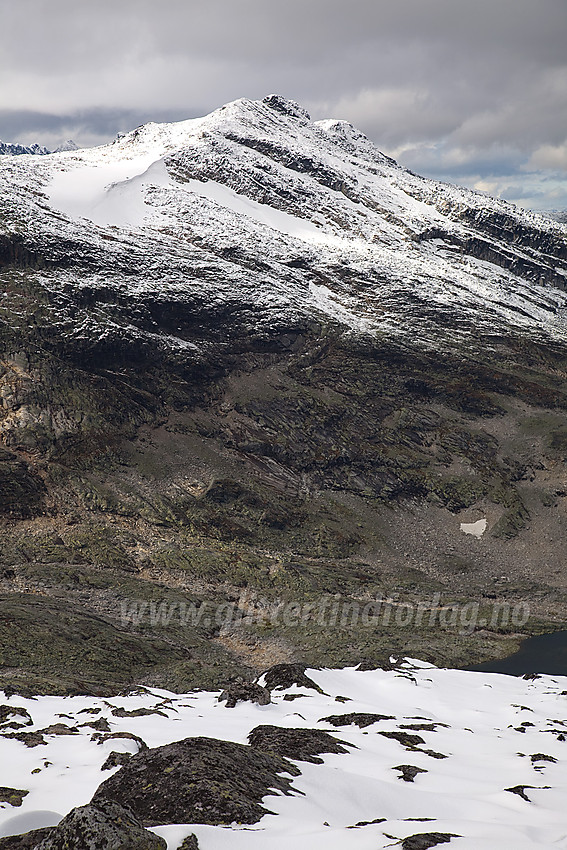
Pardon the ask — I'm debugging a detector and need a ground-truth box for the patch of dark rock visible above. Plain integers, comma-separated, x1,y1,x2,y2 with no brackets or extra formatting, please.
0,827,53,849
378,731,426,748
263,94,311,120
248,725,352,763
320,712,394,728
540,729,566,741
505,784,550,801
202,478,250,504
0,706,32,727
91,731,147,750
39,724,78,736
80,717,111,732
260,663,323,693
178,836,199,850
0,731,46,747
402,833,460,850
419,749,449,760
111,706,167,718
334,695,351,703
346,817,387,828
283,694,311,702
77,707,102,715
101,751,132,771
92,736,300,827
34,799,166,849
0,453,46,518
394,764,428,782
0,787,28,807
400,723,448,732
530,753,557,764
218,679,271,708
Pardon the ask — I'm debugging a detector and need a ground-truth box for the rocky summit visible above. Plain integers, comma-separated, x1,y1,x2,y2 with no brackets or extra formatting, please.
0,94,567,695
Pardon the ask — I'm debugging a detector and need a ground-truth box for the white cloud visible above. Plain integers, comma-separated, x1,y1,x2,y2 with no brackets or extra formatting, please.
526,142,567,171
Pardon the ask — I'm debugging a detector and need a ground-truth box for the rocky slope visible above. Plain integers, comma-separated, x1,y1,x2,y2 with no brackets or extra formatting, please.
1,95,567,694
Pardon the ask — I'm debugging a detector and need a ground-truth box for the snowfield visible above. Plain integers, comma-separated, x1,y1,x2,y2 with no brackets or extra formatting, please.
2,662,567,849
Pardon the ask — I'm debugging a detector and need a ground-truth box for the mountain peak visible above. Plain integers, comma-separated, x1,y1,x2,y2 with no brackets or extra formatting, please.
53,139,78,153
262,94,311,121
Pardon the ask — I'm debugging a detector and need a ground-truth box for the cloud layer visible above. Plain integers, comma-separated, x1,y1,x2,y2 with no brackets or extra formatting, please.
2,0,566,209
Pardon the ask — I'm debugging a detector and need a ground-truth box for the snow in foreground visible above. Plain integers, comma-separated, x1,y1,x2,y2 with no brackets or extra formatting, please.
1,661,567,848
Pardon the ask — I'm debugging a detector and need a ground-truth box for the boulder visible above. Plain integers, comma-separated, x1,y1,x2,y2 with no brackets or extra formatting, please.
92,736,299,826
248,725,352,764
34,800,166,849
218,679,271,708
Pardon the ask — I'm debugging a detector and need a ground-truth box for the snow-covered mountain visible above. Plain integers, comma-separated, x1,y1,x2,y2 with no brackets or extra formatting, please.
1,94,566,360
51,139,78,154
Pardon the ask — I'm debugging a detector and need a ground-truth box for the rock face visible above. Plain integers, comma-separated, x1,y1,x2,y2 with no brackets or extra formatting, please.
218,679,271,707
92,736,300,826
261,664,323,693
0,828,53,849
320,712,395,728
402,835,459,850
1,95,567,694
33,800,166,850
248,724,352,763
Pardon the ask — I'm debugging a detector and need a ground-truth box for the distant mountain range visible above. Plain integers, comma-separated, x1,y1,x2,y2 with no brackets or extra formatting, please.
0,138,77,155
547,210,567,224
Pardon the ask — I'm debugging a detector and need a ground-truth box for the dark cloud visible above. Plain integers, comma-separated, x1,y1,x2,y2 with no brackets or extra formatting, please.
1,0,566,209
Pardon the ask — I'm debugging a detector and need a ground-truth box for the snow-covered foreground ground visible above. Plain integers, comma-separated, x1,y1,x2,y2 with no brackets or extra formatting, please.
1,661,567,849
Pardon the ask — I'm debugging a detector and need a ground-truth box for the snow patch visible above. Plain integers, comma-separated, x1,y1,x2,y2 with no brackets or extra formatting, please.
460,518,487,537
0,810,63,837
179,178,327,240
47,156,170,228
309,282,377,333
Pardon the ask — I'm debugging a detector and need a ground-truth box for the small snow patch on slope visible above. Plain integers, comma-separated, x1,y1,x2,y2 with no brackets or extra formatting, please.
460,519,487,538
309,283,377,333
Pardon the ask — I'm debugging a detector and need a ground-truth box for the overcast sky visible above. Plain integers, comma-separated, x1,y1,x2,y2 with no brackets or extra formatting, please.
2,0,566,210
